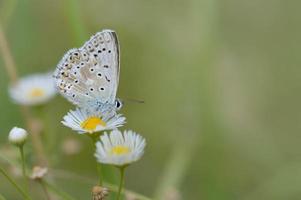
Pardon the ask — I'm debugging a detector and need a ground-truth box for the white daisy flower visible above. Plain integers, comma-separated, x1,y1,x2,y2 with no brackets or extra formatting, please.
95,129,146,166
62,108,126,134
9,72,57,106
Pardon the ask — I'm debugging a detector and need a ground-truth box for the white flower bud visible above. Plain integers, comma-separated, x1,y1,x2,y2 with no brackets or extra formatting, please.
8,127,28,146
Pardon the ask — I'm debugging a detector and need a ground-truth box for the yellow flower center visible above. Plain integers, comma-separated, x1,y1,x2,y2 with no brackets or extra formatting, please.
80,117,106,132
111,146,130,155
28,88,45,98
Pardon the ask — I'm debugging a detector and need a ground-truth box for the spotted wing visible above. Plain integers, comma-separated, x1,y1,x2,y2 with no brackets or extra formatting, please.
53,30,120,108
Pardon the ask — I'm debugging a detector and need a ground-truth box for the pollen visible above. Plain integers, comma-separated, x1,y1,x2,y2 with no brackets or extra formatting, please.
81,117,106,132
111,146,130,155
28,88,45,98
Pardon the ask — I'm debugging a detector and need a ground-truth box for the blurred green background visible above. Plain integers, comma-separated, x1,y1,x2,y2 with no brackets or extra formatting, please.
1,0,301,199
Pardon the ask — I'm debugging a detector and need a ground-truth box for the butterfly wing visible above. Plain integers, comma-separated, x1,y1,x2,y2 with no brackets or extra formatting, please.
53,30,120,108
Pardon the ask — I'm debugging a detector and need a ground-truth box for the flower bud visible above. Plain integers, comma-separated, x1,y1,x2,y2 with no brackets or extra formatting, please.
30,166,48,180
92,186,109,200
8,127,28,146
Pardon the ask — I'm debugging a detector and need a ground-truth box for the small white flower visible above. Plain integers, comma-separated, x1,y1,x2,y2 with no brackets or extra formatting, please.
95,129,146,166
8,127,28,146
62,108,126,134
9,72,56,106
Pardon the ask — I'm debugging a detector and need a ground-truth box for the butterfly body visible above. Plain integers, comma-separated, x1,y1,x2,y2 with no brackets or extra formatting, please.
54,30,121,112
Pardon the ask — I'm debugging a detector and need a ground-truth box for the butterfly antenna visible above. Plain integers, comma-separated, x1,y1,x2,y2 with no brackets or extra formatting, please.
123,98,145,104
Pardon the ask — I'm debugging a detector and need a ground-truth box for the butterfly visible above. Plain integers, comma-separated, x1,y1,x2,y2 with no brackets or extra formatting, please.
53,29,123,111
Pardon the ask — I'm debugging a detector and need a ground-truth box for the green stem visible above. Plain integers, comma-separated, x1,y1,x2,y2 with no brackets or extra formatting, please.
19,145,29,194
90,135,103,186
116,167,125,200
51,168,152,200
42,180,76,200
19,146,26,177
39,180,51,200
96,162,103,185
0,166,32,200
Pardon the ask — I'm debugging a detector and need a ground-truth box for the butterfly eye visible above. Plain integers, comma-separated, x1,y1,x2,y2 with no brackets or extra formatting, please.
97,73,102,77
103,65,109,68
99,87,105,91
90,88,94,91
89,68,95,72
74,79,79,84
115,99,123,110
108,50,111,53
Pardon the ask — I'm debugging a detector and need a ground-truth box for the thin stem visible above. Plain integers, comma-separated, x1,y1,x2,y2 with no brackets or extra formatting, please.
0,23,48,166
90,135,103,186
116,167,125,200
51,168,152,200
19,146,26,178
0,166,32,200
42,180,76,200
39,180,52,200
19,145,29,194
96,162,103,186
